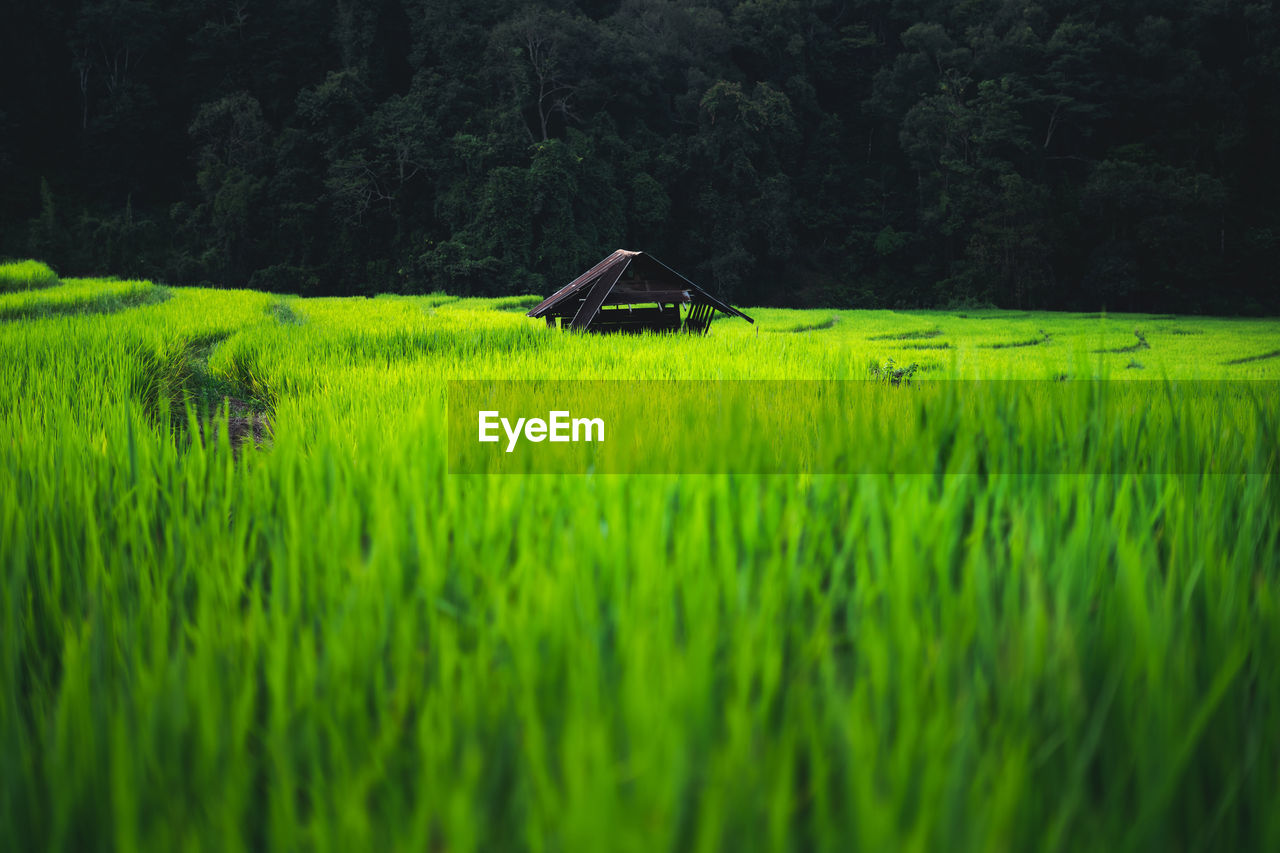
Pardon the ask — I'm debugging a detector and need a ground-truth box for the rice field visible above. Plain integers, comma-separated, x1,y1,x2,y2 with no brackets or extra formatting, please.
0,259,60,292
2,271,1279,851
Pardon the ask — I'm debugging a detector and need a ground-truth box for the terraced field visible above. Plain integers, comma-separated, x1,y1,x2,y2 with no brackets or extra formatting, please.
2,271,1279,850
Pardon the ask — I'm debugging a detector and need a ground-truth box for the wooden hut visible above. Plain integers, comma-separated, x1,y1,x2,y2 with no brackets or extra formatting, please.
526,250,754,333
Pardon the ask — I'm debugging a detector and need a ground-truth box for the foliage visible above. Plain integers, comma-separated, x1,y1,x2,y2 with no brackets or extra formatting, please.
2,2,1278,311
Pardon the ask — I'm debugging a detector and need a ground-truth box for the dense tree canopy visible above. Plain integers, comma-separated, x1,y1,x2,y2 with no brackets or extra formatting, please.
2,0,1278,311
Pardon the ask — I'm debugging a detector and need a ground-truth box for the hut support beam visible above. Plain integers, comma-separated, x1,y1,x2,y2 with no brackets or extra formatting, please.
569,258,631,330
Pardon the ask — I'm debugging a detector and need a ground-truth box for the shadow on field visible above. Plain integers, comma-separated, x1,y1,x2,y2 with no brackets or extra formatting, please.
785,316,839,332
1093,330,1151,353
868,327,940,340
984,330,1051,348
132,331,275,457
268,301,305,325
492,295,539,312
1224,349,1280,365
0,285,171,321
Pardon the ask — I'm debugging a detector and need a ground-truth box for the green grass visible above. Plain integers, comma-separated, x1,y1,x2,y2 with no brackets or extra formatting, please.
2,277,1279,850
0,277,168,321
0,259,59,292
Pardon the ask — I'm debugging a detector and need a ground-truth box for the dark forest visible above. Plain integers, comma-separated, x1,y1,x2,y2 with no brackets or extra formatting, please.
2,0,1278,312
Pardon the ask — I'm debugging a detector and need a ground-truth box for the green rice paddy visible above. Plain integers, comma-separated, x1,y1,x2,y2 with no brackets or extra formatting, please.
0,259,60,293
2,270,1279,850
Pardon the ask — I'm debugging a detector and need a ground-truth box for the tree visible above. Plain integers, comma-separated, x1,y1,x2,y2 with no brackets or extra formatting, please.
493,7,596,142
179,93,272,285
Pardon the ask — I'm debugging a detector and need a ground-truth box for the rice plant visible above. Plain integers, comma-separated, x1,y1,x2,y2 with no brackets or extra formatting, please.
1,279,1278,851
0,259,59,292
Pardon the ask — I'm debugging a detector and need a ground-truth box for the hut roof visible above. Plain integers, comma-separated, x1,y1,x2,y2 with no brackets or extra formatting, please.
527,250,753,333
